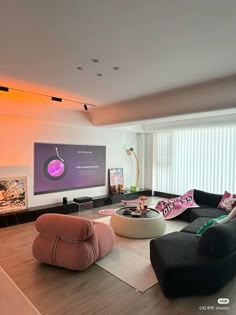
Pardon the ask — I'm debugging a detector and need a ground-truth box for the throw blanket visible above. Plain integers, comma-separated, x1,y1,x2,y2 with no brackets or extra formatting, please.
155,189,199,219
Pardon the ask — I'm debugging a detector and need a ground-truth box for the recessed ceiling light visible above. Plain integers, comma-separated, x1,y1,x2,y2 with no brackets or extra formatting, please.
96,73,103,77
92,58,99,63
113,67,119,70
76,66,83,70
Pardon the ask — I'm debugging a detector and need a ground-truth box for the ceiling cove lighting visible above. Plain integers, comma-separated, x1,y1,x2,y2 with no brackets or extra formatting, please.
0,85,96,110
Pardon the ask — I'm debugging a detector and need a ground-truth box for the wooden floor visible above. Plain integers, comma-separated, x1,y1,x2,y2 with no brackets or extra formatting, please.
0,202,235,315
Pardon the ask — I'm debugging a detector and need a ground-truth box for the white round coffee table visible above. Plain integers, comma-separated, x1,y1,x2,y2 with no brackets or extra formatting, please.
110,207,166,239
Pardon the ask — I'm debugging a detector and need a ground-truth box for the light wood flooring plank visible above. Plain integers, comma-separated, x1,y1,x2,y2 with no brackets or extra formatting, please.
0,203,236,315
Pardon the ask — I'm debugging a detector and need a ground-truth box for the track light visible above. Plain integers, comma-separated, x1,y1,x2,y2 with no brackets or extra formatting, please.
0,85,97,109
51,96,62,102
0,86,9,92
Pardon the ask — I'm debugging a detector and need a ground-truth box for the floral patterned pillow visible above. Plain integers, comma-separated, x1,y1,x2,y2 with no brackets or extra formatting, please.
217,191,236,212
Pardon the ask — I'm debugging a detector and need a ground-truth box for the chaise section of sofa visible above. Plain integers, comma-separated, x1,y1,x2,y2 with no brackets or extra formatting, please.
150,217,236,297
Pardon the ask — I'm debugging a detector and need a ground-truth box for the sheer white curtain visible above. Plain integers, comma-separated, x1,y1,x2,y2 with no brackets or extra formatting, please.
153,126,236,195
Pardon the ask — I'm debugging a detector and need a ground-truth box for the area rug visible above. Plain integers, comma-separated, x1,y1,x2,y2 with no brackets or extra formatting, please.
94,216,187,292
0,266,41,315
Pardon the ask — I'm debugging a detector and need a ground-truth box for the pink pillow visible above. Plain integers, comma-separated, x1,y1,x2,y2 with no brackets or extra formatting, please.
217,191,236,212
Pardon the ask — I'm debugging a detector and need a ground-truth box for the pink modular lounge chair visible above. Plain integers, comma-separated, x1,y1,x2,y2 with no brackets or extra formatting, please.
32,213,115,271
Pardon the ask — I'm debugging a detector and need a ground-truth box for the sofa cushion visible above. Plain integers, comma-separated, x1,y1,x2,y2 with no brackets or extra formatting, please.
177,208,192,222
190,207,227,222
198,218,236,257
181,217,213,234
196,215,227,236
193,189,222,207
217,190,236,212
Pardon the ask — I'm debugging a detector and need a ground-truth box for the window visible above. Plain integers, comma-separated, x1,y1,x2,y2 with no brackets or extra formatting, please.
153,126,236,194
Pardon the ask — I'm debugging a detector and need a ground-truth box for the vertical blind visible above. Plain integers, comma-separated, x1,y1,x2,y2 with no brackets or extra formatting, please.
153,126,236,195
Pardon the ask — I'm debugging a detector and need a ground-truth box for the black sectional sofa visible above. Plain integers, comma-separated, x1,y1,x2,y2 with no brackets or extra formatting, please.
150,189,236,297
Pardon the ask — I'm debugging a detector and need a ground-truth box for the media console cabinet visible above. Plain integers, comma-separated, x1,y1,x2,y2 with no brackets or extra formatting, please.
0,189,152,228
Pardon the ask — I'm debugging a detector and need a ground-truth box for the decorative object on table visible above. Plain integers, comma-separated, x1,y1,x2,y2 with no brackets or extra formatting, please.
0,176,27,214
128,196,150,217
108,168,124,195
132,202,142,217
121,198,139,205
122,208,132,215
98,209,115,215
138,196,149,213
127,147,140,192
131,211,142,217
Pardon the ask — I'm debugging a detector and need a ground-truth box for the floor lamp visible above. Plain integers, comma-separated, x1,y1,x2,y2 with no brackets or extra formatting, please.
127,147,140,192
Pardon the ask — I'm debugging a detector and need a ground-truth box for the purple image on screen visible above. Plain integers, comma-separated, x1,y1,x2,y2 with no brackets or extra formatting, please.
34,143,106,195
47,160,65,177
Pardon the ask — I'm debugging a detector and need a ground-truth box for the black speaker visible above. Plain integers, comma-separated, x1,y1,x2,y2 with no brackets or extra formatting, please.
63,197,67,204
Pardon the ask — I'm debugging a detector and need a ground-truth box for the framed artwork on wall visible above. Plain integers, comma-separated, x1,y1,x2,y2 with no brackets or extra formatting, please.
108,168,124,194
0,176,28,214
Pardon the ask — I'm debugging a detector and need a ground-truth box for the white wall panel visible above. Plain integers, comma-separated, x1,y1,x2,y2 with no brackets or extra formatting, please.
0,116,137,207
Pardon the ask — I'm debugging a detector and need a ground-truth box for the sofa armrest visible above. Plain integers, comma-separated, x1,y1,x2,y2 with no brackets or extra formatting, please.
198,218,236,257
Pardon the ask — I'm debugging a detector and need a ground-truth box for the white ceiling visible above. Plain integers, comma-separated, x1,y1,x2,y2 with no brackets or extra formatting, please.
1,0,236,126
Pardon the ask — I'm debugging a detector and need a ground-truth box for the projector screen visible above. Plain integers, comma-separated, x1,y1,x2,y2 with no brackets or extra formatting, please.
34,143,106,195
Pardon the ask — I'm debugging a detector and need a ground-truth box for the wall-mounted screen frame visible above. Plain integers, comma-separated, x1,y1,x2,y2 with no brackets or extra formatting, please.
34,143,106,195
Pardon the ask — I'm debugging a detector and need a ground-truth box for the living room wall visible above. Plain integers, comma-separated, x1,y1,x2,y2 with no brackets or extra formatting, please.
0,115,138,208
